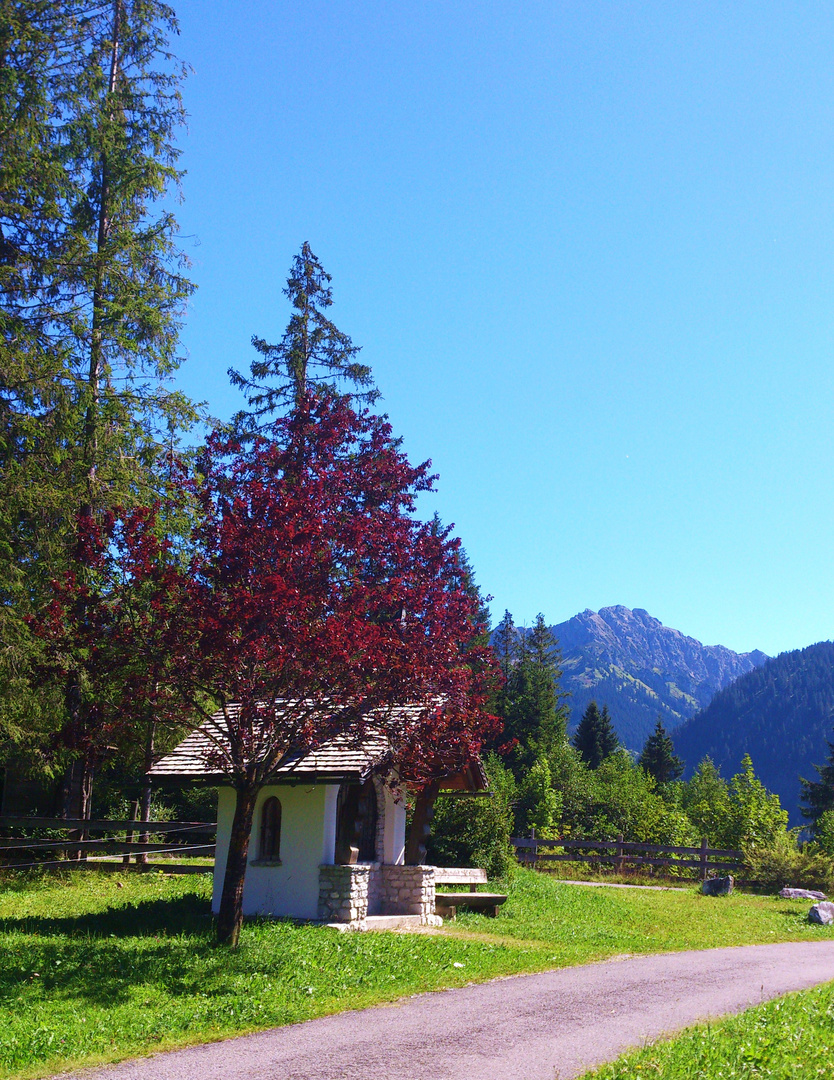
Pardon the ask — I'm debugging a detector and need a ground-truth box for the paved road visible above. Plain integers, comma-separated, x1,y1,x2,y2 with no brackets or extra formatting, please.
57,942,834,1080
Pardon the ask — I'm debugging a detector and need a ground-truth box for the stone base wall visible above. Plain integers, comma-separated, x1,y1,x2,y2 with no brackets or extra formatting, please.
318,865,370,924
318,863,437,926
378,865,435,919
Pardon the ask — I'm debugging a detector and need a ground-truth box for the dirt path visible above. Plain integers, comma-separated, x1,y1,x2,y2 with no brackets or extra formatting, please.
57,941,834,1080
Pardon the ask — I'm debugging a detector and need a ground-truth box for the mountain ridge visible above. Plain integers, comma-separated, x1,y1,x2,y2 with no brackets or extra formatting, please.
672,640,834,824
545,605,768,749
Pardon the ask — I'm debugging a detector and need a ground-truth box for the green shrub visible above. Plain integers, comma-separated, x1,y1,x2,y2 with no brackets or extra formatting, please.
514,756,562,837
727,755,789,849
427,753,516,878
743,830,834,892
815,809,834,856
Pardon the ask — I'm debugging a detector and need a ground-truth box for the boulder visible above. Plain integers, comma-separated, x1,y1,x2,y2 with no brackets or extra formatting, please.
808,901,834,926
701,875,734,896
779,887,827,901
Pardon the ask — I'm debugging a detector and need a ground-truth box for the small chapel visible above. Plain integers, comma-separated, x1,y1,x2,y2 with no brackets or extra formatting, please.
150,713,488,928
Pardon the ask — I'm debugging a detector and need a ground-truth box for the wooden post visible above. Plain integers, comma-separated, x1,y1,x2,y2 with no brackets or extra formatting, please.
616,832,624,874
124,798,139,866
405,781,440,865
530,827,536,866
700,836,709,880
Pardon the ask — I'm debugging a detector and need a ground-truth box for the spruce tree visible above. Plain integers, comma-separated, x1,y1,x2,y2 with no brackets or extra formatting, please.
229,242,378,432
572,700,619,769
504,615,570,772
493,610,517,683
801,730,834,831
1,1,198,814
638,719,684,784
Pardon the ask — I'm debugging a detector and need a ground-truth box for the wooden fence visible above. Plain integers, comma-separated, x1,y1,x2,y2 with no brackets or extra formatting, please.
511,833,744,880
0,817,216,872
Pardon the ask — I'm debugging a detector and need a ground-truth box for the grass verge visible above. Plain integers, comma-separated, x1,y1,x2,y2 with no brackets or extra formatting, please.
0,867,831,1079
579,980,834,1078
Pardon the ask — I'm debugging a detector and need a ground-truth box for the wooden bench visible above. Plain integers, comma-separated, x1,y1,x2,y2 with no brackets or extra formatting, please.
434,892,508,919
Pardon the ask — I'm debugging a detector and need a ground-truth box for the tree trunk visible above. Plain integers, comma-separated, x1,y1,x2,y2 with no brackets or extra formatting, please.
68,6,121,832
78,758,94,860
405,781,440,865
137,718,155,864
216,784,258,948
60,756,82,860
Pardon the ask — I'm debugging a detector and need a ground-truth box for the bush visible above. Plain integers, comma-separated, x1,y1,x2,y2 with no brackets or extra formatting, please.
426,753,516,879
815,809,834,856
514,756,562,837
743,830,834,892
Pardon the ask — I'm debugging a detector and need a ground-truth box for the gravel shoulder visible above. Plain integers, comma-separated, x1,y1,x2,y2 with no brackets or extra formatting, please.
56,941,834,1080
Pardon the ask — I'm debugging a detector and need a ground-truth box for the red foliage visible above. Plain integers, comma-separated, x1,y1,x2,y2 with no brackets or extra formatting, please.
161,395,499,783
33,395,498,788
29,503,181,774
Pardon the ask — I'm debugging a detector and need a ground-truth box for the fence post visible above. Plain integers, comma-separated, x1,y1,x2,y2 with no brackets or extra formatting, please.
616,832,624,874
700,836,709,880
124,799,139,866
530,827,536,866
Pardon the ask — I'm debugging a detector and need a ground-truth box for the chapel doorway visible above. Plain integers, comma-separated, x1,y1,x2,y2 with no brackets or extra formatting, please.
335,778,378,863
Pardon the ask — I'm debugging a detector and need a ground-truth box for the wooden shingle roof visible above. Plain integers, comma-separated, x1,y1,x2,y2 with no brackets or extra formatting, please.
149,705,399,784
150,703,489,792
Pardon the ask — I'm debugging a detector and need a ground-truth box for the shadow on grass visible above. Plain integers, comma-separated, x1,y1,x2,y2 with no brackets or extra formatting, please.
0,894,212,940
777,906,813,922
0,896,224,1006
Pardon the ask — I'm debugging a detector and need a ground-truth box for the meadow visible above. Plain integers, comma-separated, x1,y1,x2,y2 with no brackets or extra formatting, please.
0,867,831,1079
581,980,834,1079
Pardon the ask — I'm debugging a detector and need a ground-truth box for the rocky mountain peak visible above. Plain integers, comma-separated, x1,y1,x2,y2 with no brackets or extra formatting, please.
547,606,768,750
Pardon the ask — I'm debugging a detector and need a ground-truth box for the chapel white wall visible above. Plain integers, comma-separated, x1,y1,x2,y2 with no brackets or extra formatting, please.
212,783,339,920
211,775,408,921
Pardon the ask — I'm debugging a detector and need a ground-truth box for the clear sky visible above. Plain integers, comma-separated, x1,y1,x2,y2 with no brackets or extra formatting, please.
168,1,834,658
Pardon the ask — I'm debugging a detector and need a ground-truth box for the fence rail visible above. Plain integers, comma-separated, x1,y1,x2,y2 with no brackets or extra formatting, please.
0,817,217,871
0,817,216,832
511,833,743,879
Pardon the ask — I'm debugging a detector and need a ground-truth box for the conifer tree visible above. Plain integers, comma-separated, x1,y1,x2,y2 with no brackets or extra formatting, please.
503,615,570,772
493,610,517,683
800,730,834,832
229,242,378,433
1,1,198,813
572,700,619,769
638,719,684,784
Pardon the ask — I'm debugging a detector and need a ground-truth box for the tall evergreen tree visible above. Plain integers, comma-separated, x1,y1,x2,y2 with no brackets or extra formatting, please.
1,1,198,813
572,700,619,769
493,610,517,684
800,730,834,831
638,719,684,784
504,615,570,772
229,242,378,432
528,614,570,747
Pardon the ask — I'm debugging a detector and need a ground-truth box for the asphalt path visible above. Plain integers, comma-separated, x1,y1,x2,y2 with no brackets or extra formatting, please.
57,941,834,1080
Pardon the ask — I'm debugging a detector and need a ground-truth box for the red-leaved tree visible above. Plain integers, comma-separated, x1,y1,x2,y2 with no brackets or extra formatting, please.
29,504,183,821
146,394,498,945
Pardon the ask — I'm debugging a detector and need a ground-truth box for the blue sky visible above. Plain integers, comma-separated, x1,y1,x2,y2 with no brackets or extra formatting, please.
169,1,834,658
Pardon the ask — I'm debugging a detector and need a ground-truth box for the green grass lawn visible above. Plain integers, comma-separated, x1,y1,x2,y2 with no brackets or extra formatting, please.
0,867,831,1079
580,981,834,1078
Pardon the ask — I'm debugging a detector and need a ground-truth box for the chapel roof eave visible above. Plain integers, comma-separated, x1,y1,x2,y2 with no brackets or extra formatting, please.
147,702,489,792
148,721,388,785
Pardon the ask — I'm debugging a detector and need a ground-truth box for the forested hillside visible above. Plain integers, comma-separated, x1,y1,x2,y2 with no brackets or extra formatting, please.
673,641,834,824
549,606,767,749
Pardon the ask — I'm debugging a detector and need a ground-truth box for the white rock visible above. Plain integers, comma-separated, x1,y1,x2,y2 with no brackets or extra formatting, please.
808,901,834,925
